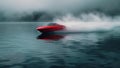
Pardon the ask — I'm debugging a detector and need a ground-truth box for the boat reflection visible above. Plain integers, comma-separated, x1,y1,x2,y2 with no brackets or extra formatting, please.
37,33,65,41
37,31,110,41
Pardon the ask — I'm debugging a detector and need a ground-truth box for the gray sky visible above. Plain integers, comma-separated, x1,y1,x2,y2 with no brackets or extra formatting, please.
0,0,120,14
0,0,120,21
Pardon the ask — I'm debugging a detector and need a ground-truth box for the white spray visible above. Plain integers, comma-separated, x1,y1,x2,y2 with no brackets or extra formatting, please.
54,13,120,32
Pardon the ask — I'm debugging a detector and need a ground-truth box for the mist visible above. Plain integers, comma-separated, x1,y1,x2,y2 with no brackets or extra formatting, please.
0,0,120,21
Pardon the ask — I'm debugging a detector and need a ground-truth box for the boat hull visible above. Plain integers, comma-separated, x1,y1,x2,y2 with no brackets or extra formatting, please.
36,24,65,33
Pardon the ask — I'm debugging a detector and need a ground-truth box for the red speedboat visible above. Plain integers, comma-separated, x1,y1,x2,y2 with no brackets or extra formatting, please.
36,23,65,33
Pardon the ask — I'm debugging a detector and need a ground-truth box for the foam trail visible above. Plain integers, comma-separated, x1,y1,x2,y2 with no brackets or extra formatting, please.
61,22,120,32
54,14,120,33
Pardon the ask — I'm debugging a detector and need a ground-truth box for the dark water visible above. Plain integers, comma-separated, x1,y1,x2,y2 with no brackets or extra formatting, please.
0,22,120,68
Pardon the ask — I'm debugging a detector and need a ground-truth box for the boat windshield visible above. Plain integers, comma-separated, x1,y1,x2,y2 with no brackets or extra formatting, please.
48,23,57,26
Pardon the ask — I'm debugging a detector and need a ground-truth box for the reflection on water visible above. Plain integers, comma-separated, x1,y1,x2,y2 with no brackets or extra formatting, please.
0,22,120,68
37,33,65,41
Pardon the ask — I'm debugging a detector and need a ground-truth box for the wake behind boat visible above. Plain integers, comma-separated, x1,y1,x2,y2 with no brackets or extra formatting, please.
36,22,119,34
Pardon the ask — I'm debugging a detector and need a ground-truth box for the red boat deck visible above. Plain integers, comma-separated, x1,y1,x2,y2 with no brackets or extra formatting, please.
36,24,65,33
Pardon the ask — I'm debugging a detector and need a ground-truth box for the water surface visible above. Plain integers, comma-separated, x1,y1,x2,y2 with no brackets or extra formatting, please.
0,22,120,68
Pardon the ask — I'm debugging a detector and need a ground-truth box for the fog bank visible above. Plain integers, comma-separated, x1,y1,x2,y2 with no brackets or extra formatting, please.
0,0,120,21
